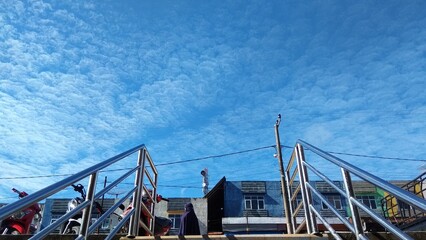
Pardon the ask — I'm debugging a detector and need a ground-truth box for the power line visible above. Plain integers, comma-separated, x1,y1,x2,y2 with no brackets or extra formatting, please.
280,144,426,162
326,150,426,162
0,168,134,180
0,144,424,180
0,173,73,180
0,146,275,180
158,184,200,189
155,145,276,166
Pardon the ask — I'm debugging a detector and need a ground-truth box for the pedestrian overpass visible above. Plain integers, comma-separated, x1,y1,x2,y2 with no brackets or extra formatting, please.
1,140,426,240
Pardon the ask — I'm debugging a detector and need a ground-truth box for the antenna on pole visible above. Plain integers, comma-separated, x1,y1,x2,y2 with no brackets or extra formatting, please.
276,113,281,126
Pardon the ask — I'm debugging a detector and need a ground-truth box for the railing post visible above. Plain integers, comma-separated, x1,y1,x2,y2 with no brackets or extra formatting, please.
301,144,318,233
129,148,147,236
341,169,364,239
80,172,98,238
285,166,297,233
285,151,300,233
150,161,159,234
295,143,316,234
144,151,158,234
274,114,293,234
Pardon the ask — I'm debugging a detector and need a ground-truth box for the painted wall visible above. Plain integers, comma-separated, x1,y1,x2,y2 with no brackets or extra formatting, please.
223,180,388,219
156,197,208,235
224,181,243,217
40,199,54,230
192,198,208,235
224,181,283,217
265,181,285,217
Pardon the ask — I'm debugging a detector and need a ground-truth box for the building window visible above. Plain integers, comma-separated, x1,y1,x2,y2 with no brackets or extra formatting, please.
244,195,265,210
169,214,181,229
356,195,377,209
322,195,342,210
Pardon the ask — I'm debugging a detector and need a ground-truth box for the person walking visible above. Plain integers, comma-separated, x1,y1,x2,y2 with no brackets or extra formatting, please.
178,202,200,235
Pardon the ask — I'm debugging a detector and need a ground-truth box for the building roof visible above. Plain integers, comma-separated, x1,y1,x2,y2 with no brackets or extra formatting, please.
204,176,226,199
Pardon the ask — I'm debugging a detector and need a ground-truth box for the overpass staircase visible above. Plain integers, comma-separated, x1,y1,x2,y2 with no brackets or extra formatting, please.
1,141,426,240
380,172,426,231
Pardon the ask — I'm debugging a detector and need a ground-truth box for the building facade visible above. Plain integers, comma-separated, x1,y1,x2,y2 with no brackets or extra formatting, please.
34,178,413,235
205,177,406,234
156,197,207,235
40,198,117,234
39,196,207,236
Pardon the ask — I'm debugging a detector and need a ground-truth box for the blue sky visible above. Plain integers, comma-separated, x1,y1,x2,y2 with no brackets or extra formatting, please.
1,0,425,203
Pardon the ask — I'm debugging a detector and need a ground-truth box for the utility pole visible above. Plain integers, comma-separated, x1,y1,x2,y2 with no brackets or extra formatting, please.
274,114,293,234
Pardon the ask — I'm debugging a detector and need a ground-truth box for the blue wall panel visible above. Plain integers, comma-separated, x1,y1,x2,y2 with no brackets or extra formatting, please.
224,181,285,217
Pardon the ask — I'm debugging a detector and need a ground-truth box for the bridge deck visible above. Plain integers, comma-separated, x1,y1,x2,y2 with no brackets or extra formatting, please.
1,232,425,240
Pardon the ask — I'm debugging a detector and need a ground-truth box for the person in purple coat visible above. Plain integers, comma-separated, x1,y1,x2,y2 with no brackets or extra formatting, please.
178,202,200,235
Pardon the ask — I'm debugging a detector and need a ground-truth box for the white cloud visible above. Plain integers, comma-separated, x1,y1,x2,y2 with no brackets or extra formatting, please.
0,0,425,202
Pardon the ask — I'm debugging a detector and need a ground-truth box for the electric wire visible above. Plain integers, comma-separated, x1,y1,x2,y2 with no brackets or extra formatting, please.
0,145,424,180
281,144,426,162
155,145,276,166
326,150,426,162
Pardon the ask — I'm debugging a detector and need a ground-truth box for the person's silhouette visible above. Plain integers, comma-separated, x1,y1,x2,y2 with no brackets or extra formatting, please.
178,202,200,235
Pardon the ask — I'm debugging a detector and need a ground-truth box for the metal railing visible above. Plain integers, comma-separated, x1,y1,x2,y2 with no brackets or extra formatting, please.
284,140,426,240
381,172,426,228
0,144,159,240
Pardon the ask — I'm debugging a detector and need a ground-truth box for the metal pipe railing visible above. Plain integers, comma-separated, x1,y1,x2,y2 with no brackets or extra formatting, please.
31,199,90,239
284,139,426,240
88,189,132,236
340,169,363,238
298,139,426,211
0,144,145,220
307,183,354,233
129,149,145,236
80,171,98,238
303,161,346,196
0,143,158,240
309,205,343,240
351,197,412,239
380,171,426,227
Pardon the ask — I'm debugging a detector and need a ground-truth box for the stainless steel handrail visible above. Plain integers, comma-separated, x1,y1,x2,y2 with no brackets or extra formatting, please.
299,140,426,210
0,143,158,240
284,139,426,240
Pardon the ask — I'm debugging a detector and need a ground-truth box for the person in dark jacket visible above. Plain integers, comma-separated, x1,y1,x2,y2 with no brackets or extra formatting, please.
178,202,200,235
